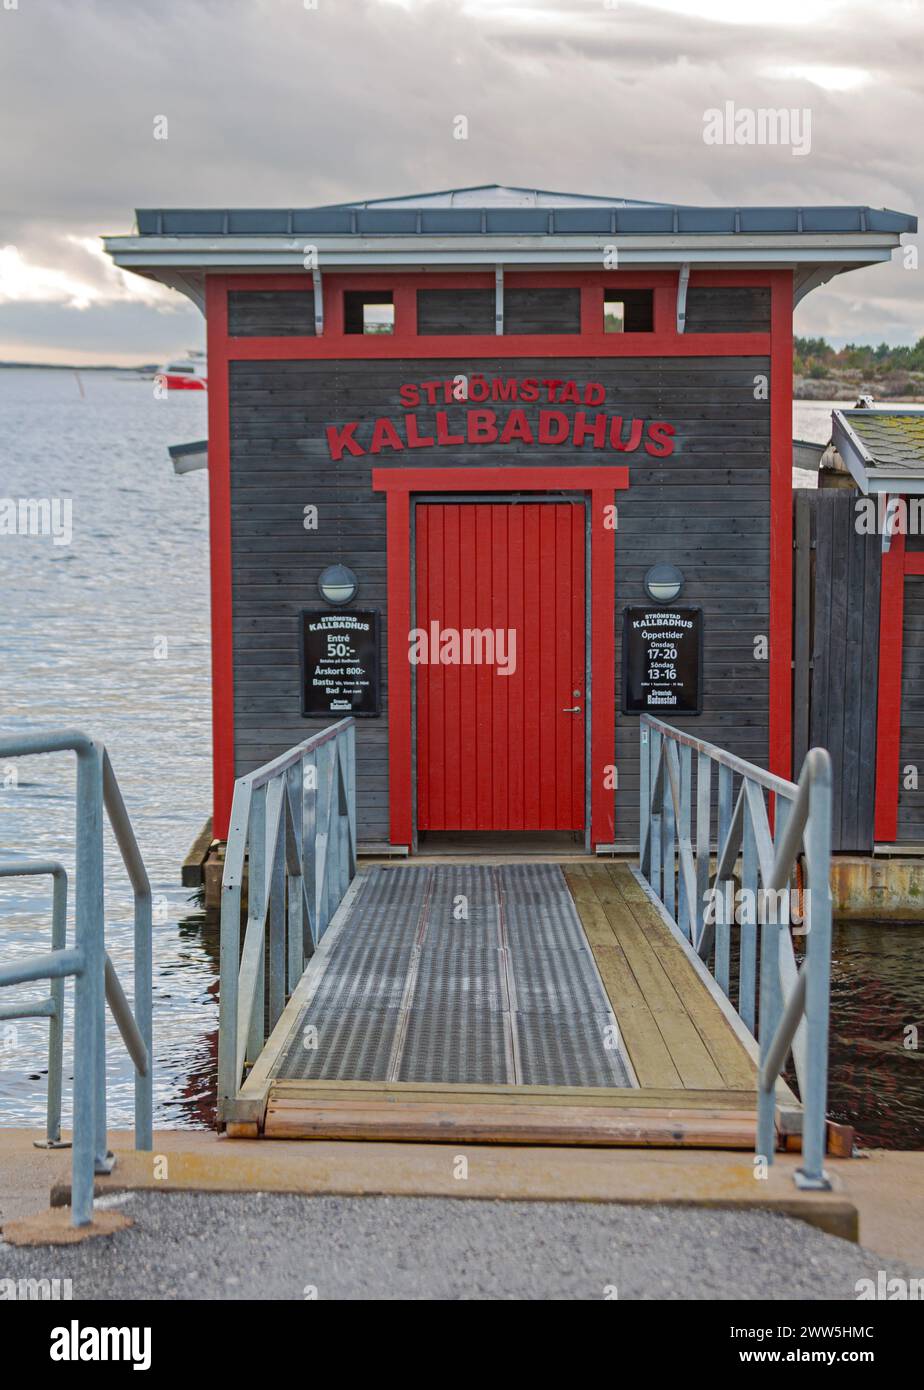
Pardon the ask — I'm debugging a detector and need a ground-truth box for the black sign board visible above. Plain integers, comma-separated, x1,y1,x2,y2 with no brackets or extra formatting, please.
299,609,381,717
622,607,703,715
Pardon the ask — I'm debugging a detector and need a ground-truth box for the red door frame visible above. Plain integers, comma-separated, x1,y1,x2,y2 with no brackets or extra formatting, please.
372,467,629,849
205,267,792,840
873,508,924,843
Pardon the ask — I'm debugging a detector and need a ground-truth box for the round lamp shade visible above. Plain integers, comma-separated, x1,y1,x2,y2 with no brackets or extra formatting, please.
643,562,684,605
318,564,358,606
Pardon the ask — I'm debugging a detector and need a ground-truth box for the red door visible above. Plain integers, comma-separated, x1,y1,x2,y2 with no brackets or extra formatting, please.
416,502,585,831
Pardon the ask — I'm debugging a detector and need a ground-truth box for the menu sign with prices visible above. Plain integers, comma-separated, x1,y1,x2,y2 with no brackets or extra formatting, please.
622,607,703,715
300,609,381,717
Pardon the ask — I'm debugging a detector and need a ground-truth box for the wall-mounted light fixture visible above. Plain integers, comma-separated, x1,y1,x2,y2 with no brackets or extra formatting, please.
643,562,684,605
318,564,358,606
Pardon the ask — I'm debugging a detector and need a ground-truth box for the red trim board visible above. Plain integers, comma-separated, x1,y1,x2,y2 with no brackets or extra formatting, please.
875,516,910,842
769,271,793,789
205,278,235,840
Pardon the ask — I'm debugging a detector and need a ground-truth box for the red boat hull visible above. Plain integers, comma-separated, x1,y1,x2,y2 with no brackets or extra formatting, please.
160,374,207,391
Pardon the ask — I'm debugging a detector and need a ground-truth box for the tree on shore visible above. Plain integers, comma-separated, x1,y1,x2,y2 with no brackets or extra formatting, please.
795,335,924,379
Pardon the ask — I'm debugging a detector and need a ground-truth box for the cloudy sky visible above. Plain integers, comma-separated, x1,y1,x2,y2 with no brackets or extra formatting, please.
0,0,920,365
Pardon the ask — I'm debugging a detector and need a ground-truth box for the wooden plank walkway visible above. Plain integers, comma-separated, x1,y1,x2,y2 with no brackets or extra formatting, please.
563,864,756,1094
228,860,776,1149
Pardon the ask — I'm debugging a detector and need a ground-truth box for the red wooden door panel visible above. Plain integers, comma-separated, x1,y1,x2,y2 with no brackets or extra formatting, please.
416,502,585,831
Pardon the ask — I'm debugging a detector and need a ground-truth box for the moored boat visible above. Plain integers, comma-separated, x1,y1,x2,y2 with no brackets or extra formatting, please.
156,349,207,390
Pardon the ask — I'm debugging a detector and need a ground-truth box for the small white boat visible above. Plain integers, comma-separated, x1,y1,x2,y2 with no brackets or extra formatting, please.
156,350,207,391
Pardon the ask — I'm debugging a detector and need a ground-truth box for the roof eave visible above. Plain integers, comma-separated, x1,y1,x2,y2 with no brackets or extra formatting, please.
104,230,904,276
832,411,876,492
833,410,924,496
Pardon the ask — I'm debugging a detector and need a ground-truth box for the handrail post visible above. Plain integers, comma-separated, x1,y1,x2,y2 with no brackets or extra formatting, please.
72,741,105,1224
245,783,267,1066
47,868,67,1145
694,750,711,952
0,861,69,1147
639,719,651,871
661,752,675,920
739,795,758,1033
217,777,249,1120
345,722,357,878
286,763,305,990
133,886,153,1152
677,742,692,938
102,751,153,1152
715,763,733,996
649,726,662,896
797,762,833,1189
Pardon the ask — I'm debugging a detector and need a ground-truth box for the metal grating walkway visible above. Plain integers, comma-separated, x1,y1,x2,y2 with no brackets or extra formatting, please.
274,864,632,1088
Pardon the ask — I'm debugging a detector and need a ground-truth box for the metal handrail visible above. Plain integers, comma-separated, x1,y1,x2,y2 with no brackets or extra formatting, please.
218,718,356,1121
0,861,67,1146
638,715,833,1190
0,731,152,1225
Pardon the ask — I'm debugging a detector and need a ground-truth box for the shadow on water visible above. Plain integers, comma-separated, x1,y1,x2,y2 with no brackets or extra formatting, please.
826,920,924,1150
705,915,923,1152
158,908,219,1130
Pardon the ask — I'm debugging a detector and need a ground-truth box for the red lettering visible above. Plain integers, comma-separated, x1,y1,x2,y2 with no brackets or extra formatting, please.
559,381,581,404
369,417,405,454
609,417,644,452
421,381,441,405
499,409,534,445
645,421,676,457
491,378,518,401
405,415,435,449
583,383,606,406
467,409,498,444
519,379,540,401
326,422,364,461
572,411,608,449
542,379,564,402
398,384,420,408
435,411,464,446
538,410,570,445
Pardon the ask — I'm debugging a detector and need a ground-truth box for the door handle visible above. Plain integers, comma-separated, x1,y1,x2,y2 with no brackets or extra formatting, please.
562,705,581,713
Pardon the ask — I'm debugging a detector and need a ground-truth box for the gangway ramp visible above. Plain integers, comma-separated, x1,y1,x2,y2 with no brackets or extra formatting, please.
231,862,761,1147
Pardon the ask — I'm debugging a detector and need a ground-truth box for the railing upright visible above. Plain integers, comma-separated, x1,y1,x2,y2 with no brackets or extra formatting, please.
218,718,357,1121
637,715,834,1190
0,731,152,1225
0,861,68,1146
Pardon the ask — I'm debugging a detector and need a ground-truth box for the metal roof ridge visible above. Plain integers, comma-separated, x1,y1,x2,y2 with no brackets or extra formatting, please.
131,203,917,232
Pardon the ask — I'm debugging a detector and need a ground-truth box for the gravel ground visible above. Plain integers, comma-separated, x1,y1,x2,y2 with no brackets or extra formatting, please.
1,1191,921,1300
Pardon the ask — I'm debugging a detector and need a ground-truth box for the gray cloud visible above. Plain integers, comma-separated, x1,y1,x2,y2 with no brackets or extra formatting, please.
0,0,920,360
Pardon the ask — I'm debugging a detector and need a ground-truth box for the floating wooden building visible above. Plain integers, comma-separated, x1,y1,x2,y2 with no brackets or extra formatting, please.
104,186,917,858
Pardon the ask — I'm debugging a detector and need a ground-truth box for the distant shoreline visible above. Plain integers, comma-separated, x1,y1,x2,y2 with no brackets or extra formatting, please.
1,361,923,404
0,362,160,373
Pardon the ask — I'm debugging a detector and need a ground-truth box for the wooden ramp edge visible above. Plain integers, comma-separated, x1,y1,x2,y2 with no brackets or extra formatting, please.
257,1079,759,1144
262,1093,758,1147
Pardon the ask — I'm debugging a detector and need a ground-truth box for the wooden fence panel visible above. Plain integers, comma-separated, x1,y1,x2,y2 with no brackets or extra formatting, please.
795,488,880,853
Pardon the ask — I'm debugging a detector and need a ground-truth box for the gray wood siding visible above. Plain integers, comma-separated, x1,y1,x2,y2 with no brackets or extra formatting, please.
503,289,580,334
418,289,495,335
228,290,316,337
899,577,924,843
228,355,772,846
804,489,880,852
684,287,771,334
